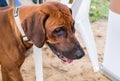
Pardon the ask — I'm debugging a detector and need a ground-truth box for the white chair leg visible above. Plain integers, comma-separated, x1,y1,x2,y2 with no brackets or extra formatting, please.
60,0,69,4
101,10,120,80
33,45,43,81
71,0,99,72
75,18,99,72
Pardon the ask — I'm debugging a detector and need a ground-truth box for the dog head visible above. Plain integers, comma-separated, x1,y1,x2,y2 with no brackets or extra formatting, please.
22,2,85,63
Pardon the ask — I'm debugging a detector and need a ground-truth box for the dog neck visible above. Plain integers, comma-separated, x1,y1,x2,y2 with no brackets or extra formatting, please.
14,7,33,44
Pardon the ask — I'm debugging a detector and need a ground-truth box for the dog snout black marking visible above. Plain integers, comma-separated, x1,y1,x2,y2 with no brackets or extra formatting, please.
75,50,85,59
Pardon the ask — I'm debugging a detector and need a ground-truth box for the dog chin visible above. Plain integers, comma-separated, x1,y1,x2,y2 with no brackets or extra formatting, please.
47,42,73,63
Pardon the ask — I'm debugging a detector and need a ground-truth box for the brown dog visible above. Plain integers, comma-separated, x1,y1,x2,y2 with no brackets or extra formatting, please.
0,2,85,81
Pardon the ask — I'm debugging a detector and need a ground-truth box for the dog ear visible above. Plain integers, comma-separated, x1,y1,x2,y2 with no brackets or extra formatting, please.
22,11,49,48
69,8,72,14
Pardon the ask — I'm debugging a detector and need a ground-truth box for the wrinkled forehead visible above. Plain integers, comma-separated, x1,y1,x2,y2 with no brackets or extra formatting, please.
46,13,73,29
44,2,74,30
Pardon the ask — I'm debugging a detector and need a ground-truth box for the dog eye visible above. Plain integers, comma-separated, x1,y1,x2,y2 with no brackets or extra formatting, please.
53,27,66,37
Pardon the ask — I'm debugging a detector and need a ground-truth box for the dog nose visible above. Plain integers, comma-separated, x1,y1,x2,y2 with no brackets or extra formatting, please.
76,50,85,59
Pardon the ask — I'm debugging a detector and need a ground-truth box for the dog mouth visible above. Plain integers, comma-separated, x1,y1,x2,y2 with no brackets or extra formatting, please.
47,43,73,63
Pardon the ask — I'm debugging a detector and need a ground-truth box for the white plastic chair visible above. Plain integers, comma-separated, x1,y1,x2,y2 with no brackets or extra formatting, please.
60,0,99,72
100,1,120,81
101,10,120,81
33,45,43,81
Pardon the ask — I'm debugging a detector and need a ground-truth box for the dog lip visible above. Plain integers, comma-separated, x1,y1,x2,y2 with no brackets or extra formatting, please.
47,42,60,56
47,42,73,63
58,54,73,63
61,57,73,63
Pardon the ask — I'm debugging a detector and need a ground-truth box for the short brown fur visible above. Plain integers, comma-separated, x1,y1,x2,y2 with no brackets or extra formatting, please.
0,2,84,81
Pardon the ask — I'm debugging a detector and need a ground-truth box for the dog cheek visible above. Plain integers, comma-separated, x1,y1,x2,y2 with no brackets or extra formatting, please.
55,40,74,52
